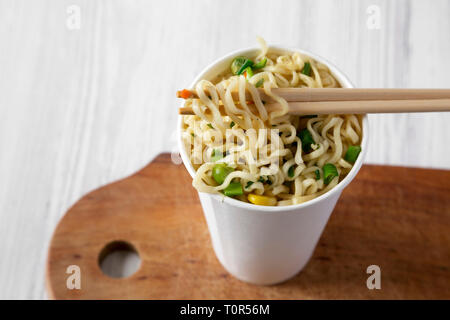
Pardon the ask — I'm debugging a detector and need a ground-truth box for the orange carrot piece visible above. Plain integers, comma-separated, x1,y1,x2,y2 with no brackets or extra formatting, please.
177,89,193,99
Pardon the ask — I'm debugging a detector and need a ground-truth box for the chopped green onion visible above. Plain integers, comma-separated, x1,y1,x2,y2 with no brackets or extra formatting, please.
266,178,272,185
344,146,362,163
258,176,265,183
231,56,254,75
288,166,295,178
223,182,243,196
301,62,311,76
243,66,253,78
245,181,254,189
297,128,315,153
315,169,320,180
191,133,195,137
323,163,338,185
211,149,223,162
230,56,246,75
207,123,214,129
212,164,234,184
253,57,267,69
255,79,264,88
230,121,235,128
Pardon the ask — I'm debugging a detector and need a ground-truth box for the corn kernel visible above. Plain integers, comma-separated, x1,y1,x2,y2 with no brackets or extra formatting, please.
247,193,277,206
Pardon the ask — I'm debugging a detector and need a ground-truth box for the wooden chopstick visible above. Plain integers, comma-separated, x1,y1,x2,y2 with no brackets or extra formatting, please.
179,99,450,115
275,99,450,115
177,88,450,115
177,88,450,102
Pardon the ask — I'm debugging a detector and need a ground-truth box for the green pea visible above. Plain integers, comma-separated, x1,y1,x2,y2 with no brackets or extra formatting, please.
230,56,254,75
212,163,234,184
315,169,321,180
288,166,295,178
223,182,243,197
300,115,317,119
211,149,223,162
253,57,267,69
243,66,253,78
297,128,315,153
323,163,339,185
301,62,311,76
344,146,362,163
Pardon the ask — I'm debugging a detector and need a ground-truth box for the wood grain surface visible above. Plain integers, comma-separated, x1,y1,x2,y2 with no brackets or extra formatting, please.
46,154,450,299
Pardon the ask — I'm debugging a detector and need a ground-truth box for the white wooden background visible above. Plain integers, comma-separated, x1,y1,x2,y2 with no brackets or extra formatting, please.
0,0,449,299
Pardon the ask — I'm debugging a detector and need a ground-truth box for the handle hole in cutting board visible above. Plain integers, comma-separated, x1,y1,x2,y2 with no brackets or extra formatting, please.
98,240,141,278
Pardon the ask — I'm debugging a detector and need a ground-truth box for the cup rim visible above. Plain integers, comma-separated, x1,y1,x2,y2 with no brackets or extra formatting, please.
177,45,369,213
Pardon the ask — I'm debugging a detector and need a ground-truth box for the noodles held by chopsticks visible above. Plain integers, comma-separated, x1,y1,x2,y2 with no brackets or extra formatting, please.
181,38,362,206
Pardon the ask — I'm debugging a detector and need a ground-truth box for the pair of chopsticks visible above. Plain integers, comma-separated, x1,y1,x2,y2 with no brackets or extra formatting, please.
177,88,450,115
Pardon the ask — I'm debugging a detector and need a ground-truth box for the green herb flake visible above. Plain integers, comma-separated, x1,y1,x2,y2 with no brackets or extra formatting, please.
315,169,320,180
211,149,223,162
231,56,254,75
344,146,362,163
323,163,338,185
245,181,254,189
255,79,264,88
253,57,267,69
297,128,315,153
243,66,253,78
288,166,295,178
301,62,312,76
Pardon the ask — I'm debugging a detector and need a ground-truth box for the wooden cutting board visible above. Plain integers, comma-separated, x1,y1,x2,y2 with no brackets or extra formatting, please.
46,153,450,299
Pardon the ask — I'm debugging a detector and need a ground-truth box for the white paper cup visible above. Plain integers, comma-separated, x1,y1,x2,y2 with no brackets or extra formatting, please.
178,46,369,285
